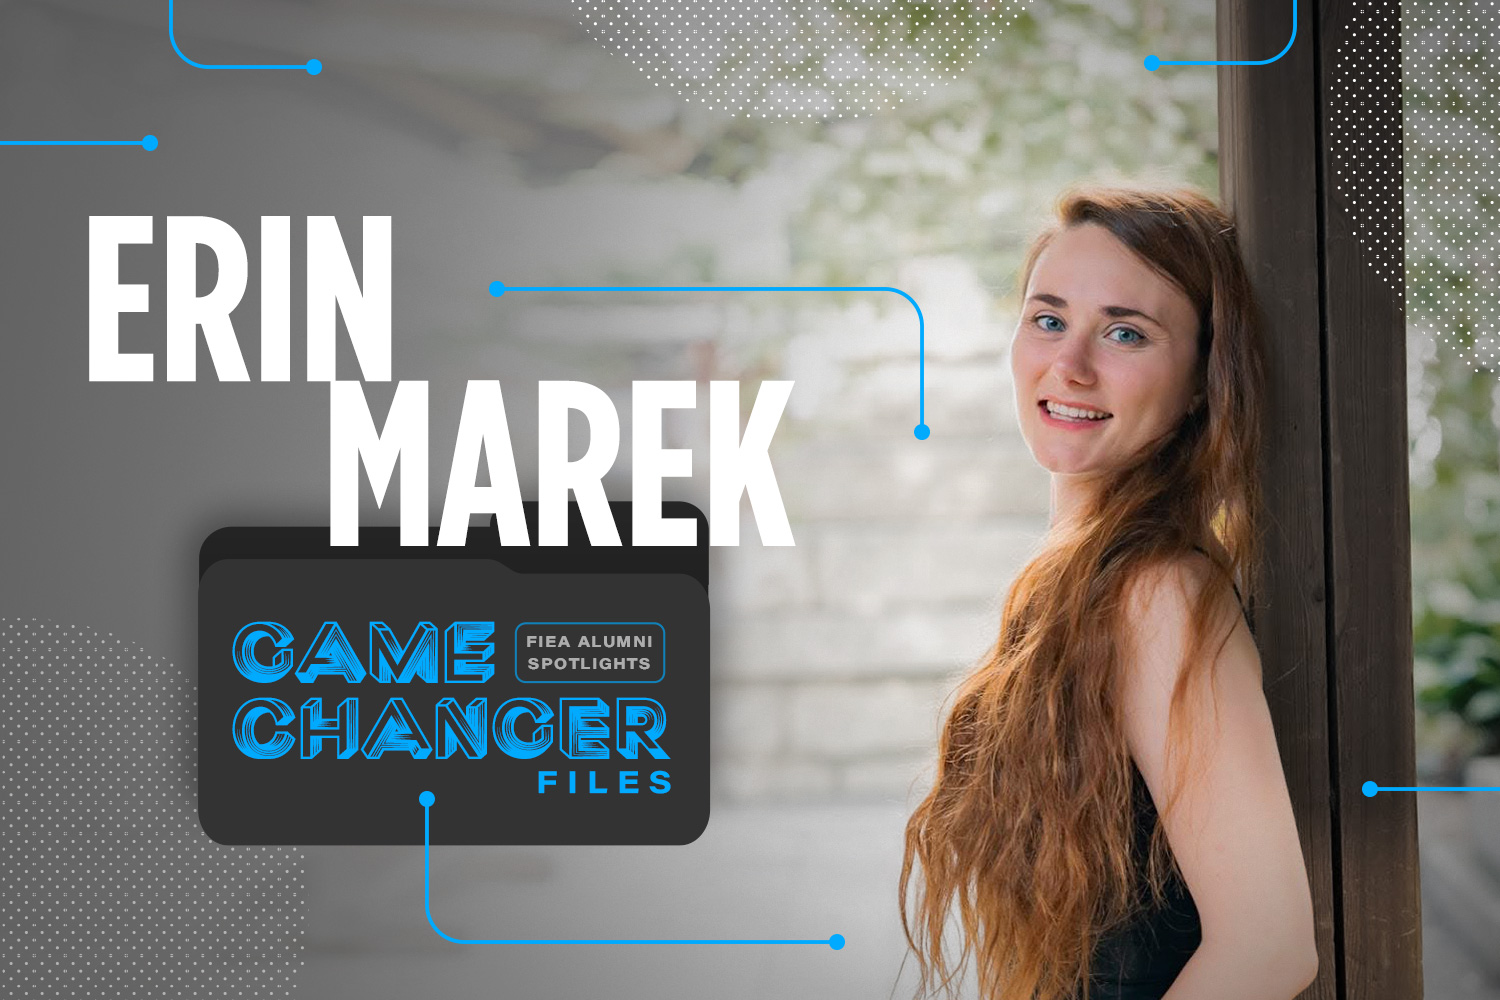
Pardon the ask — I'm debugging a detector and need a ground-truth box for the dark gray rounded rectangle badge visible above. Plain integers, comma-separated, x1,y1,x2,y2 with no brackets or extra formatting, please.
197,504,709,846
515,622,666,683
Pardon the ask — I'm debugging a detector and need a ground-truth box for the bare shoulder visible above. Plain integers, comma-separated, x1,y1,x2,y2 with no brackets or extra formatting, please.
1116,550,1257,698
1116,550,1269,807
1121,549,1216,605
1118,550,1224,642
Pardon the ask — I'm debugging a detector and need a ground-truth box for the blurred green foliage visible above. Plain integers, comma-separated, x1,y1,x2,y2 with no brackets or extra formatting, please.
788,0,1217,292
1405,0,1500,764
1410,345,1500,760
686,0,1218,292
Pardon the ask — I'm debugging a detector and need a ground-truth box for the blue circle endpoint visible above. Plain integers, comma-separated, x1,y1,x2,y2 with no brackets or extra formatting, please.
141,134,159,151
1144,54,1161,72
829,934,845,950
489,280,506,297
914,423,930,441
418,790,436,807
306,59,323,76
1361,781,1378,798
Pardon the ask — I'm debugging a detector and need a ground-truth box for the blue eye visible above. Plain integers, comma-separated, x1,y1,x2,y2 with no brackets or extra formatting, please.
1106,326,1146,346
1035,314,1065,332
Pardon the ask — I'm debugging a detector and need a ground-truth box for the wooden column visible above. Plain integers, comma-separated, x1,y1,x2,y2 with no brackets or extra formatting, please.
1216,1,1420,997
1318,1,1422,997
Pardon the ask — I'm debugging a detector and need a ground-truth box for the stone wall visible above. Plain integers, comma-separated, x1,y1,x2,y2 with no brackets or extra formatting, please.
707,258,1053,805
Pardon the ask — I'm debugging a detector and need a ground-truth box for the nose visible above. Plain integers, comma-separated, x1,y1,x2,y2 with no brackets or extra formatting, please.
1050,330,1096,386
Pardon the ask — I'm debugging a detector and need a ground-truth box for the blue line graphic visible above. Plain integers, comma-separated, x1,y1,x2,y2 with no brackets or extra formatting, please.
170,0,321,73
1,136,157,149
1145,0,1296,70
1363,781,1500,797
419,791,845,948
488,280,930,440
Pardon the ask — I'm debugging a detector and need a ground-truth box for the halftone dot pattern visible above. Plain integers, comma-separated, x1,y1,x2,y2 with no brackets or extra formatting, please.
0,618,305,997
1338,1,1500,370
574,0,1030,119
1329,1,1405,293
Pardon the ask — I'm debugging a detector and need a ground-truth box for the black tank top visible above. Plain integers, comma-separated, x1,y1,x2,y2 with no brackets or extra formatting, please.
1084,553,1244,997
1083,768,1202,998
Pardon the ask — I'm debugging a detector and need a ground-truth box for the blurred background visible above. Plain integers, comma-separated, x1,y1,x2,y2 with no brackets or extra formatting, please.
1405,1,1500,995
2,0,1497,995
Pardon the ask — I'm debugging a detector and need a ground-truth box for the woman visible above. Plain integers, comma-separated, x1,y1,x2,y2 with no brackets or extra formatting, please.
900,187,1319,1000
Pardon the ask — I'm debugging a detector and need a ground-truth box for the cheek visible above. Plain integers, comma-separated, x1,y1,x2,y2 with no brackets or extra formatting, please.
1008,336,1043,389
1117,361,1195,429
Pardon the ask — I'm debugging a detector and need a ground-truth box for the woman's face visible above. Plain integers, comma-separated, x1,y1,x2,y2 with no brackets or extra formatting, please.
1010,222,1203,484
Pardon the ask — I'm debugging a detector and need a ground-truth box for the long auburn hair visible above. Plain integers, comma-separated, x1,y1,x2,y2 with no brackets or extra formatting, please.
900,186,1266,1000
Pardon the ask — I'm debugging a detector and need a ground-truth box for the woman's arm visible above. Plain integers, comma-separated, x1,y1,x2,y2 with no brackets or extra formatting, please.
1117,555,1319,1000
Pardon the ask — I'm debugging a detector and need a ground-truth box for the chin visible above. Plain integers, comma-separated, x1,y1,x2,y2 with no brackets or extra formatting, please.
1022,443,1096,476
1037,456,1107,477
1020,423,1137,478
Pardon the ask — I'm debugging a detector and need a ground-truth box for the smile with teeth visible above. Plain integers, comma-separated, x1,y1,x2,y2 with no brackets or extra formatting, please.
1043,400,1112,421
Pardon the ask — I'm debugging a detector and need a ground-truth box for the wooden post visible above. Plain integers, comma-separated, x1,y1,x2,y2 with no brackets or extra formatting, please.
1216,1,1420,996
1318,1,1422,996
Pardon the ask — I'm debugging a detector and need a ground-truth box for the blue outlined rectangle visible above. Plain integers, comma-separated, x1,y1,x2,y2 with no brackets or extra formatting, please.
515,621,666,684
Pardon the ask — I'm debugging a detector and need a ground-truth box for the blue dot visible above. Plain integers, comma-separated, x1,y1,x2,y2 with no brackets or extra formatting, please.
913,423,930,441
489,280,506,297
1144,54,1161,71
141,135,158,152
418,790,435,807
829,934,845,951
1361,781,1378,798
306,59,322,76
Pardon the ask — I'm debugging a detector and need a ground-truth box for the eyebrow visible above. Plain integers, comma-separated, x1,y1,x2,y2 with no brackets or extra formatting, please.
1026,293,1163,329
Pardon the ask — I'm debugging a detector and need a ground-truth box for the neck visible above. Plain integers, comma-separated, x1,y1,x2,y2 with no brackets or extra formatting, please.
1049,472,1104,528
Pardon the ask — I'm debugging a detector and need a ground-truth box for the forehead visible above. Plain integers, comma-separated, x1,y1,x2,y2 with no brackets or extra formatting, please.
1026,223,1197,331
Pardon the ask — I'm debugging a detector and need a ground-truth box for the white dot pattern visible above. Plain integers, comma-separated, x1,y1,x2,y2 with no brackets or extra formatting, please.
1338,1,1500,370
575,0,1030,119
0,618,305,997
1330,1,1405,292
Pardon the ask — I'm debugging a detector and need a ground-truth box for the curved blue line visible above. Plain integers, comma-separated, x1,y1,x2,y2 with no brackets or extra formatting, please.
422,804,841,946
169,0,321,72
1147,0,1295,68
490,282,928,438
